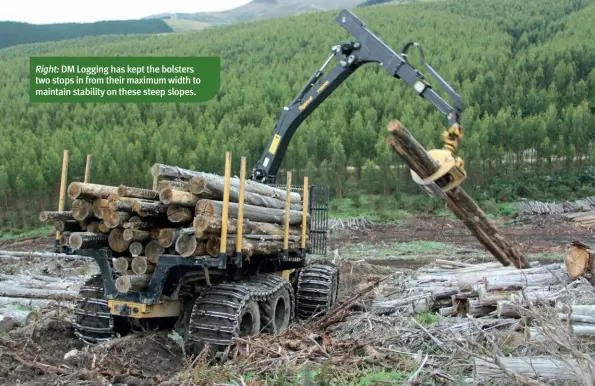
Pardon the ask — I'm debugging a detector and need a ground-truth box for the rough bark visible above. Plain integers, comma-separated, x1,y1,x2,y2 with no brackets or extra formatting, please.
132,199,167,217
54,220,81,233
117,185,159,200
69,232,109,250
67,182,119,200
0,307,39,327
205,237,300,257
196,199,307,225
193,214,302,236
123,229,151,242
152,163,301,203
0,284,78,301
386,120,529,269
473,356,589,383
39,211,74,222
158,179,189,192
188,174,303,210
108,199,134,213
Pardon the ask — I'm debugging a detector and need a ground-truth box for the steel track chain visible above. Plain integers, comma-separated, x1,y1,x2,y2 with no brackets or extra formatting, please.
72,274,116,344
185,273,295,355
295,263,340,319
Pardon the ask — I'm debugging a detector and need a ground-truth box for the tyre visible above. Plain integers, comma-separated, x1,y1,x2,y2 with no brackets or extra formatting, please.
260,285,292,334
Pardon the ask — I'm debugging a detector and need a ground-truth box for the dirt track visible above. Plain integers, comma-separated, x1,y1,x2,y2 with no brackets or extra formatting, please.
0,213,588,385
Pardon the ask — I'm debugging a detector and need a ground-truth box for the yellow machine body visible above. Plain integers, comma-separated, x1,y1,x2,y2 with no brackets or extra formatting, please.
108,299,181,318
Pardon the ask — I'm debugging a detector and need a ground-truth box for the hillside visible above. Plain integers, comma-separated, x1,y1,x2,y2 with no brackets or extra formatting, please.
0,19,174,50
145,0,366,24
0,0,594,231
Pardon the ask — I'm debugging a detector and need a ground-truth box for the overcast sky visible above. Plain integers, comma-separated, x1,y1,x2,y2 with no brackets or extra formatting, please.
2,0,253,24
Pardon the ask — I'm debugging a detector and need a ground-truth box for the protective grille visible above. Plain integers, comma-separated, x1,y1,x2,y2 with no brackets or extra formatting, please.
267,183,329,255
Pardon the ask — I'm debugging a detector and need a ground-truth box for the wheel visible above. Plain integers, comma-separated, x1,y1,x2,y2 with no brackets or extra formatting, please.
184,283,261,357
260,284,292,334
72,274,118,344
295,263,340,319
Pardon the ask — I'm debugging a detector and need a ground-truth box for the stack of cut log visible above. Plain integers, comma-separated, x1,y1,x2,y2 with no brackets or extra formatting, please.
39,163,309,294
372,260,576,318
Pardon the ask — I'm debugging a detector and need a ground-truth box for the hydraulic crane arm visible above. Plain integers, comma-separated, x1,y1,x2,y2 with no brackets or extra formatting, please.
251,8,464,183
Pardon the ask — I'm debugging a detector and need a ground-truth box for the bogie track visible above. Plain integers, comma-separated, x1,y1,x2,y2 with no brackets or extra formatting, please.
183,273,296,356
72,274,117,344
295,263,340,319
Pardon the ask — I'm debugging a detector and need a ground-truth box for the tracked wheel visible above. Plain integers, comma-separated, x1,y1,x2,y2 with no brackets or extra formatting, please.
260,284,292,334
183,274,295,357
295,263,340,319
72,274,117,344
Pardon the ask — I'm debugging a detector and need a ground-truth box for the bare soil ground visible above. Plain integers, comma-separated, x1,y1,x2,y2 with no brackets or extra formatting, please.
0,213,590,385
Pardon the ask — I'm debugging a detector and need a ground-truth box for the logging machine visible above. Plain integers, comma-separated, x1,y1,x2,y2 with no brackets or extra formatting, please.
71,9,466,356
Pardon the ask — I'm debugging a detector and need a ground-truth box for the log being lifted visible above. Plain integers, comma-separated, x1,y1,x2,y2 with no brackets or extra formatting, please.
196,199,307,225
385,120,529,269
151,164,302,203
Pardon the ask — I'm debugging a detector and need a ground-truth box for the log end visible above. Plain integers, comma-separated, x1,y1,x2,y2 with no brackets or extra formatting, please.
159,188,173,205
67,182,82,200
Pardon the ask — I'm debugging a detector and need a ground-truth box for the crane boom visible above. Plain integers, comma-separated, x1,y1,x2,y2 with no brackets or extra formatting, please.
250,8,463,183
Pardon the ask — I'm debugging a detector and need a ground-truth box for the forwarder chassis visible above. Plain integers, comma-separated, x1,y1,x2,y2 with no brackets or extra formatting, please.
72,8,463,356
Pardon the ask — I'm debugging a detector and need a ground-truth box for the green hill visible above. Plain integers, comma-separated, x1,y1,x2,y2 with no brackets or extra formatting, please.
0,19,174,49
145,0,367,24
0,0,594,230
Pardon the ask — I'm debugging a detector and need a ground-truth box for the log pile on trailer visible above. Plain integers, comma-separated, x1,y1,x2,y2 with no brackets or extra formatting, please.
38,153,311,295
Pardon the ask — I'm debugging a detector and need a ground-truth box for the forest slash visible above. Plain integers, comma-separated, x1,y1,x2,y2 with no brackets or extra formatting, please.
1,245,595,385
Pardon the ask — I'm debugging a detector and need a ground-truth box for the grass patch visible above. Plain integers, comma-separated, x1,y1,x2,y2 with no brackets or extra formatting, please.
0,226,54,241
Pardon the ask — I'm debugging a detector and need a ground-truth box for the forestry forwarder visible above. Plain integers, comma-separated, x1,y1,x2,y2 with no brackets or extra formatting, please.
72,9,467,357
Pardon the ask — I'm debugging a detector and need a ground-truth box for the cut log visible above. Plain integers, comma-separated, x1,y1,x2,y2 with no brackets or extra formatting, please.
564,241,595,282
167,205,193,223
188,175,302,210
54,220,81,233
193,214,302,236
71,199,94,221
158,180,188,192
131,256,155,274
0,284,78,301
158,228,181,248
159,188,199,207
69,232,109,250
104,211,131,229
123,221,154,230
132,199,167,216
129,242,144,257
117,185,159,200
205,237,300,258
152,164,301,203
86,221,100,233
196,199,307,225
108,199,134,213
115,274,152,293
113,257,132,273
0,307,39,327
98,220,110,233
92,198,109,218
67,182,119,200
108,228,131,253
145,240,165,263
0,297,70,309
386,120,529,269
39,211,74,222
473,356,589,383
123,229,151,242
